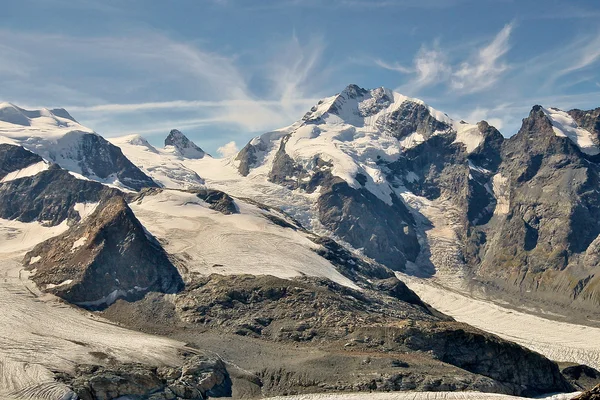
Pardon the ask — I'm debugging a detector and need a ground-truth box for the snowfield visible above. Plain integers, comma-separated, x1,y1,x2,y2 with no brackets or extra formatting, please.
130,189,359,289
0,161,49,183
402,275,600,371
0,219,190,400
542,107,600,155
0,103,141,190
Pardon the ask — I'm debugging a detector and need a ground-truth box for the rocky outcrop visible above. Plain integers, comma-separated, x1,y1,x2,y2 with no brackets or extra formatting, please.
563,364,600,391
165,129,206,159
573,384,600,400
73,132,159,190
24,196,183,308
0,164,119,226
59,353,232,400
195,188,239,215
0,143,43,179
103,273,572,396
317,178,420,270
474,106,600,311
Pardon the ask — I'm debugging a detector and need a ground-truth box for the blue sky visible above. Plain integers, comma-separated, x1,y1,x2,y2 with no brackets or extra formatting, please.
2,0,600,155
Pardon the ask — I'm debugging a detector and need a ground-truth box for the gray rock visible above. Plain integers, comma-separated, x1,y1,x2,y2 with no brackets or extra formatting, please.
165,129,206,159
24,196,184,308
0,143,44,180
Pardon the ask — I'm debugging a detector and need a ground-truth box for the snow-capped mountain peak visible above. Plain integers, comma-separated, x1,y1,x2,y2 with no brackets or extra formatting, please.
164,129,206,159
541,106,600,155
0,103,158,190
0,102,90,133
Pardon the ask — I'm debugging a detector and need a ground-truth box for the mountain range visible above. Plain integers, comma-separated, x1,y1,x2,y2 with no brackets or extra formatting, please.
0,86,599,399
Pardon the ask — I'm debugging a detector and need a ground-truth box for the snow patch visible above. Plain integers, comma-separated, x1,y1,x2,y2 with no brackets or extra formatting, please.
453,122,484,153
73,202,99,221
29,256,41,265
0,161,49,183
71,236,87,250
543,107,600,155
46,279,73,289
492,174,509,216
0,219,69,257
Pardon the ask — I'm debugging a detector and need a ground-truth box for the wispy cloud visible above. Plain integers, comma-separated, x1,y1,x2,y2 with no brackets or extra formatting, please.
0,29,329,138
378,24,513,95
554,33,600,79
451,23,513,93
377,42,452,92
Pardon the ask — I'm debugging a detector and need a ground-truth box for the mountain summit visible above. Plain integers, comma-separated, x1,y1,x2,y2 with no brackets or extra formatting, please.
165,129,206,159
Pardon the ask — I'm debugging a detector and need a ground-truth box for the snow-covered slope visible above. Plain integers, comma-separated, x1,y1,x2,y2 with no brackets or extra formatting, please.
109,134,206,189
542,106,600,155
236,85,484,205
0,103,157,190
112,85,487,233
130,189,360,289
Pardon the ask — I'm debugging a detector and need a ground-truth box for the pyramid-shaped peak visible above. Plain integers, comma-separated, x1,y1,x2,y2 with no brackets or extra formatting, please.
165,129,206,159
340,84,369,99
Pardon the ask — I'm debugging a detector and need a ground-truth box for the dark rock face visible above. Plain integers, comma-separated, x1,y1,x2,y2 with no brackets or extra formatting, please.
59,353,231,400
195,188,239,215
311,236,395,281
0,144,43,180
24,196,183,308
318,179,420,270
377,101,451,140
386,322,573,396
562,365,600,391
0,165,119,226
236,137,270,176
474,106,600,310
165,129,206,159
569,107,600,140
73,132,158,191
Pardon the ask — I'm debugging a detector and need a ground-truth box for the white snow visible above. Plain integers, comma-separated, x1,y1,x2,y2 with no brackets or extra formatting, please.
399,131,425,149
130,189,359,289
0,161,49,183
109,134,206,189
0,103,140,190
28,256,41,265
71,236,87,250
543,107,600,155
0,219,70,258
73,202,99,221
402,274,600,371
45,279,73,289
453,121,484,153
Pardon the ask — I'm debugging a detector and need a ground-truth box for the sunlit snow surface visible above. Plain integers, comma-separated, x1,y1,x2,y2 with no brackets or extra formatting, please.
130,189,359,289
0,102,136,190
0,219,189,400
542,107,600,155
0,161,50,183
